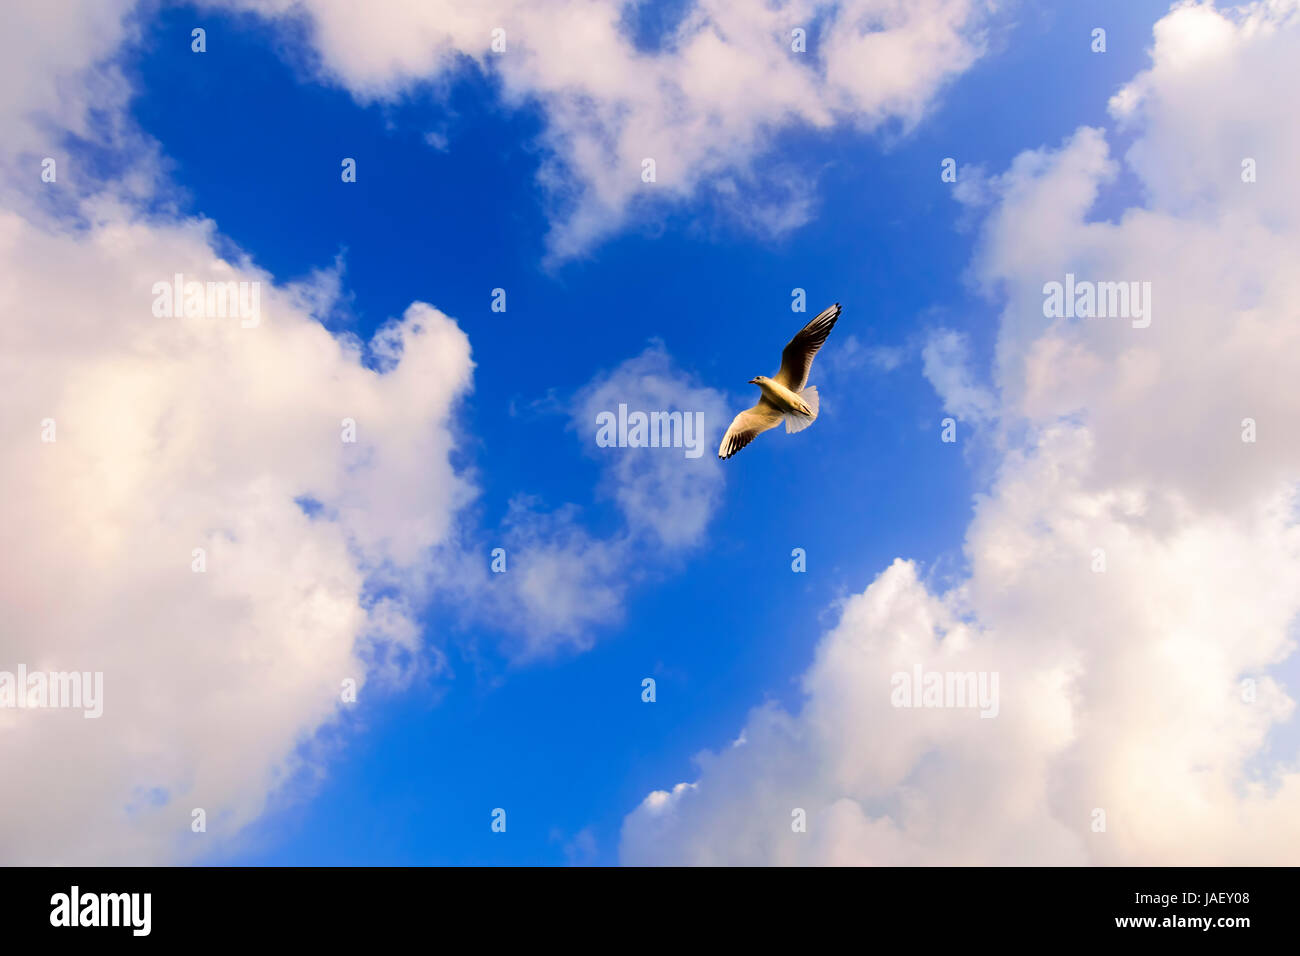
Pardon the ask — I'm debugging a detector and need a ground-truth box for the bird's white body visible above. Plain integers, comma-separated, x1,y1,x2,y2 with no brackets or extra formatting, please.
752,375,812,417
717,303,841,459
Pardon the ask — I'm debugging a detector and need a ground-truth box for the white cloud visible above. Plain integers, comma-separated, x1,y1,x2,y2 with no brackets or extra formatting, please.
0,0,488,862
0,202,473,863
0,0,135,162
622,557,1087,865
622,0,1300,865
825,333,906,375
573,344,730,549
216,0,993,259
921,328,995,423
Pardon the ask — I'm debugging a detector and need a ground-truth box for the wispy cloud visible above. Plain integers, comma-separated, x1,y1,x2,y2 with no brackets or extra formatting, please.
214,0,995,260
431,344,731,659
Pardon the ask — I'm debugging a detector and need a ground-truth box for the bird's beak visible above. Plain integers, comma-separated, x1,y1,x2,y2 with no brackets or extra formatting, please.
748,378,758,385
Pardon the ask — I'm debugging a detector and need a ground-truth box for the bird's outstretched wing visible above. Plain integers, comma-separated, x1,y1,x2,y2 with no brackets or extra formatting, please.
717,399,784,459
775,303,841,391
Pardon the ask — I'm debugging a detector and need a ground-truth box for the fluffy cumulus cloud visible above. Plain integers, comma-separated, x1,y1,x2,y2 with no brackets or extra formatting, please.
623,0,1300,865
0,199,474,863
0,0,486,854
0,0,134,159
216,0,992,258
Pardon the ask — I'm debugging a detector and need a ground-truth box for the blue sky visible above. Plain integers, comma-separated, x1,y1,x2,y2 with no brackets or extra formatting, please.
7,0,1298,866
110,1,1161,864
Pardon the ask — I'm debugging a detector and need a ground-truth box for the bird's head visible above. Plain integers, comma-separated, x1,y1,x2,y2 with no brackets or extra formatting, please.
749,375,767,386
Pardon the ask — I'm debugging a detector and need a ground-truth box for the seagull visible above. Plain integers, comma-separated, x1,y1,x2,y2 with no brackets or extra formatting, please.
718,303,841,460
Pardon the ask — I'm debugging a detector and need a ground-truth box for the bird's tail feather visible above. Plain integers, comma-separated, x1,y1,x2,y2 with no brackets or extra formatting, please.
784,386,819,433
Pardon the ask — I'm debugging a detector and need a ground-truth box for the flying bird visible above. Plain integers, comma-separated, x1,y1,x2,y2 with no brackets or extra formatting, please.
718,303,841,460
